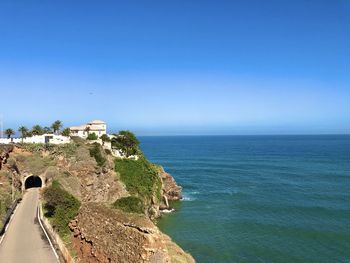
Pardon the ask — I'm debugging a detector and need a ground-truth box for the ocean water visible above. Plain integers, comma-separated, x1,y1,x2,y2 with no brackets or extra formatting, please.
140,135,350,263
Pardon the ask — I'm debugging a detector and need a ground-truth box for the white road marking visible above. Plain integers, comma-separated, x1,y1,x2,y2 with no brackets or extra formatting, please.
37,205,60,261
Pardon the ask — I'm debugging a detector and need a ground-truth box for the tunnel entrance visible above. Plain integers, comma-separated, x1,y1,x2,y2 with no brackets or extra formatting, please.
24,176,42,189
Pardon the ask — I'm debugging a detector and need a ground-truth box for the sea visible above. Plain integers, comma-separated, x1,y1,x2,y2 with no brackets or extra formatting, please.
140,135,350,263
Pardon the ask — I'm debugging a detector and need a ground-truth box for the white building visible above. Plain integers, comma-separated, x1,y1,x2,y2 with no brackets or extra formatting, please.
0,134,71,145
70,120,107,138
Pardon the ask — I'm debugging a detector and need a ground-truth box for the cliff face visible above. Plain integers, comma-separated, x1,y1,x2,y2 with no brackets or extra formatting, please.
0,144,19,228
159,167,182,210
2,142,194,263
0,145,13,170
70,203,194,263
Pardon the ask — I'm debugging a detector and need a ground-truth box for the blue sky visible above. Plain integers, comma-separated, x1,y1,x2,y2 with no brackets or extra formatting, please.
0,0,349,135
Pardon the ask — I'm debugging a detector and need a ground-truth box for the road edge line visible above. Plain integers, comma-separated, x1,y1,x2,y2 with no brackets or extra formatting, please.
37,205,60,261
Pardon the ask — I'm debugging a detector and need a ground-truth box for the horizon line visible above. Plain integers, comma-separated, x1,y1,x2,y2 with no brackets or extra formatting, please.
137,133,350,137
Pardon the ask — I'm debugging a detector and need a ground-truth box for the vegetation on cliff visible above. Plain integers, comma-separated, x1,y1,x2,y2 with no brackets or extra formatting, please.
0,146,21,229
112,196,144,214
114,157,162,203
43,181,81,240
89,143,106,167
87,133,98,140
0,181,12,229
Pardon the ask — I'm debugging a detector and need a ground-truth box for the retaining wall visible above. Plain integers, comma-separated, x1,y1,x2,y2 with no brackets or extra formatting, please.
38,202,76,263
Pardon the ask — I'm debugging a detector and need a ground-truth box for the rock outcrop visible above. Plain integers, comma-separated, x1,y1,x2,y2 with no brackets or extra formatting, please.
159,167,182,210
69,203,194,263
54,146,129,203
0,145,13,170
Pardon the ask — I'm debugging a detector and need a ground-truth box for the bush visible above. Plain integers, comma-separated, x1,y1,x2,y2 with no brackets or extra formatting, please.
114,158,162,202
89,143,106,167
61,128,71,137
100,134,110,142
87,133,98,140
113,196,144,214
43,181,81,239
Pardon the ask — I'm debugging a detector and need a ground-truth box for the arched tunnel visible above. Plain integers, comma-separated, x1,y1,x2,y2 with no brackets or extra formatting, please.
24,176,42,189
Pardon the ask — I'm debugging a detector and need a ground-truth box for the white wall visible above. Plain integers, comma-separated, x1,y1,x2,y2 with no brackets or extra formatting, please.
0,134,71,145
70,129,106,138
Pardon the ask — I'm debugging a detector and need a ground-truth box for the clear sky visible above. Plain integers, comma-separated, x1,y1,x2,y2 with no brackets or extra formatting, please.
0,0,349,135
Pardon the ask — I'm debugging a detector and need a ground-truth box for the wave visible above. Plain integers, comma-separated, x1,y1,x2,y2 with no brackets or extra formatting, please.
182,189,244,201
161,208,175,213
182,191,199,201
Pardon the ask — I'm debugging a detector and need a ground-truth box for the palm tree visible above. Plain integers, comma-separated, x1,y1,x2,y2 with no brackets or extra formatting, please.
5,128,15,139
18,126,29,143
51,120,62,135
32,125,43,136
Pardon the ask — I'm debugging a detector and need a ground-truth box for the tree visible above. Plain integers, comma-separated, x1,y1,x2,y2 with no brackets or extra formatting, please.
32,125,44,135
18,126,29,142
111,130,140,157
43,127,53,134
51,120,62,135
100,134,110,146
119,130,139,146
61,128,71,137
5,128,15,139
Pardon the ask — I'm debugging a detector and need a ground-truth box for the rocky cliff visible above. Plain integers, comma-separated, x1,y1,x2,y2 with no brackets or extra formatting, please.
0,141,194,263
70,203,194,263
0,145,13,170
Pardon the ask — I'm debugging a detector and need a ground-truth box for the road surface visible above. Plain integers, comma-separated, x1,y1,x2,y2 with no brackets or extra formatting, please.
0,188,58,263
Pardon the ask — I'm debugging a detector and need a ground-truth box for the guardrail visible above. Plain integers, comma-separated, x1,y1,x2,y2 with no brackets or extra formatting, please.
0,199,20,236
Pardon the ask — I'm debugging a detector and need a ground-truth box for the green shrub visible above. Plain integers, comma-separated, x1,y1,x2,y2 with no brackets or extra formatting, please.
61,128,71,137
87,133,98,140
100,134,110,142
89,143,106,167
105,149,112,155
43,181,81,239
113,196,144,214
114,158,162,201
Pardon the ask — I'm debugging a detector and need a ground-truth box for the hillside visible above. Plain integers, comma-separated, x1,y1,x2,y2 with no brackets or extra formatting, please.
0,140,194,263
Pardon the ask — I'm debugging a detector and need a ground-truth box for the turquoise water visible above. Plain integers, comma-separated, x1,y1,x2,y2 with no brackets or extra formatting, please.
140,135,350,263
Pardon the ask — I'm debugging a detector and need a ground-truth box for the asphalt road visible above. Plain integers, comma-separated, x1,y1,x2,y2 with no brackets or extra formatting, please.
0,188,58,263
